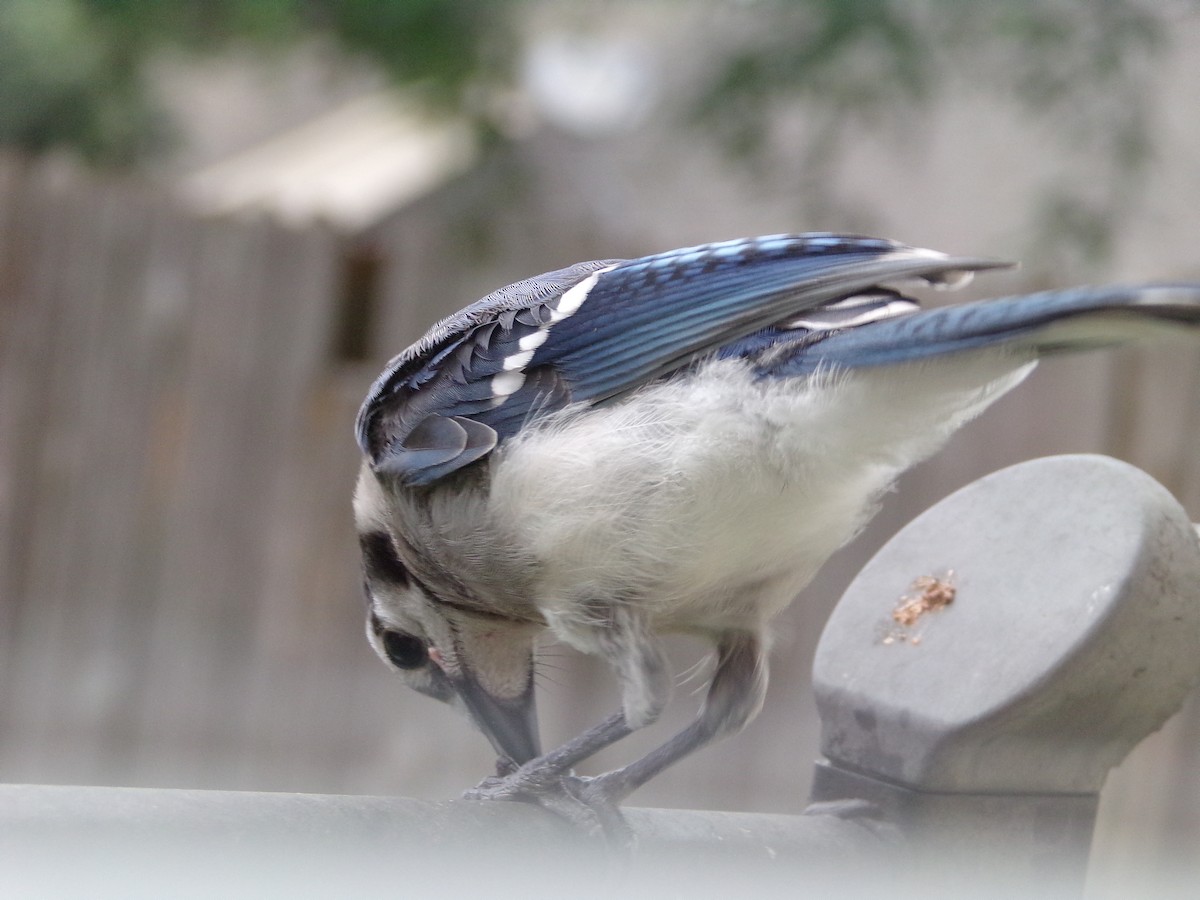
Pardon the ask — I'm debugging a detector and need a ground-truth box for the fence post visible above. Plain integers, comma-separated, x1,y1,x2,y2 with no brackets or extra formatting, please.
809,453,1200,893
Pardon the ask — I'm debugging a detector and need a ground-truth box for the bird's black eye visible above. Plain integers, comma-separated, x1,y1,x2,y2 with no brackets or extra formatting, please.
382,630,428,670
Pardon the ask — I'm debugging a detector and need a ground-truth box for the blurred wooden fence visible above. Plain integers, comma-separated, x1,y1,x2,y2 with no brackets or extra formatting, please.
0,153,1198,893
0,156,359,788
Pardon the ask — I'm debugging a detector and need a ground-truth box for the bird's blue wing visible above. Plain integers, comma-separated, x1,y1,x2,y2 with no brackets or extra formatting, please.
358,233,1006,485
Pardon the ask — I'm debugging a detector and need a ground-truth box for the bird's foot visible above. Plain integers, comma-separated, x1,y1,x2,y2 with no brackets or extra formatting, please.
464,754,561,801
464,766,632,847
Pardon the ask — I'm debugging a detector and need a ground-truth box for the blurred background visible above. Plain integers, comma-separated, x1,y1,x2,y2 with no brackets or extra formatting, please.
1,0,1199,893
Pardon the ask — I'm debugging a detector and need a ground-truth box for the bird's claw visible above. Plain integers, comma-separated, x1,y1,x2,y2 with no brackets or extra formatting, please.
464,768,632,846
559,774,633,846
464,758,561,802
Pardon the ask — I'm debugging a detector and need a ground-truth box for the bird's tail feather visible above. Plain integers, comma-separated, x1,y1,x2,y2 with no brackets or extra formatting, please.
773,284,1200,376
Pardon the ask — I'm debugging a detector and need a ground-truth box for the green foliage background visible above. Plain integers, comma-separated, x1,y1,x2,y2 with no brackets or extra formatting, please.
2,0,1193,262
0,0,515,163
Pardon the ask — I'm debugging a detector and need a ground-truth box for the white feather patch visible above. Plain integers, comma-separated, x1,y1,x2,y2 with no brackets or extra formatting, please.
783,296,920,331
889,247,976,289
502,349,535,371
518,330,549,352
549,264,618,323
491,369,526,400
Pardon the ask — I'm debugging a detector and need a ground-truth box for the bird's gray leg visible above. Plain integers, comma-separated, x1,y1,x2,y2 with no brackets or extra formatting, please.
464,711,638,841
465,602,669,799
573,630,768,806
467,711,632,798
467,628,767,842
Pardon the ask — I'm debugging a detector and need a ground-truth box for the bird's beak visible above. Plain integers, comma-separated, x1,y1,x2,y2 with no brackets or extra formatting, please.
453,669,541,765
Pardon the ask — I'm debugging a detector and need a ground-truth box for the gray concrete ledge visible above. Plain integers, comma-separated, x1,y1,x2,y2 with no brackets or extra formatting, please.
0,783,897,898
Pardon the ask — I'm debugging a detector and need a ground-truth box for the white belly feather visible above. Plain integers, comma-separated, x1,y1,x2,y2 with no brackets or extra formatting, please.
488,353,1035,647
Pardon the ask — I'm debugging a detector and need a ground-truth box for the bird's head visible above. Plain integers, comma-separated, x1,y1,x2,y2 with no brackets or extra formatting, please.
354,467,542,767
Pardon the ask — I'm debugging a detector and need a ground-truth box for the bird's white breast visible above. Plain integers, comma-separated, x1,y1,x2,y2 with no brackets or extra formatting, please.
487,352,1034,649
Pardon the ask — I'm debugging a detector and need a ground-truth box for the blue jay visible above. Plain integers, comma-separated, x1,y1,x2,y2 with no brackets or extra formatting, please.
354,233,1200,828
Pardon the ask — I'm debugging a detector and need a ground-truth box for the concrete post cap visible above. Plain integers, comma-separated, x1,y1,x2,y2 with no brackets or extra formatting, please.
813,454,1200,794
